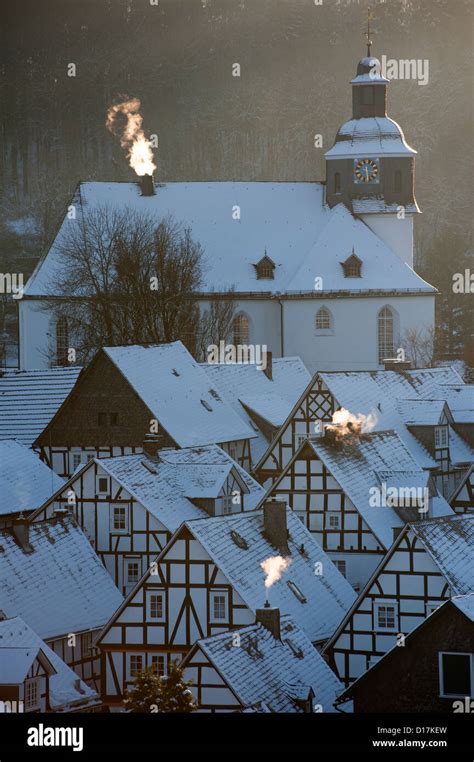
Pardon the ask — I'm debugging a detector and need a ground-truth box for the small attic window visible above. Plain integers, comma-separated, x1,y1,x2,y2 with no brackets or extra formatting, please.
201,399,213,412
341,251,362,278
209,388,222,402
254,254,275,280
287,580,307,604
230,529,248,550
171,368,180,377
285,638,304,659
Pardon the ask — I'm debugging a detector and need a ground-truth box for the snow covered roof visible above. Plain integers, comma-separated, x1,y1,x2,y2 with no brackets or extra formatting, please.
451,593,474,622
104,342,255,447
300,432,452,548
0,515,123,640
183,508,356,642
184,615,342,713
0,440,64,516
325,116,417,159
202,357,311,458
0,617,98,710
396,399,450,427
439,384,474,424
0,367,82,446
24,182,432,298
319,367,474,469
91,445,264,533
410,514,474,595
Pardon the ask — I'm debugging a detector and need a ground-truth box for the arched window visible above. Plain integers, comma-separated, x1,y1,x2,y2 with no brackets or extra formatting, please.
56,316,69,366
233,313,250,346
394,170,402,192
315,307,332,331
334,172,341,194
378,306,395,363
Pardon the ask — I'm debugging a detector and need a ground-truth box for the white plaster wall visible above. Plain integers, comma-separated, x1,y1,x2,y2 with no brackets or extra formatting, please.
361,214,414,268
283,294,435,374
19,299,53,369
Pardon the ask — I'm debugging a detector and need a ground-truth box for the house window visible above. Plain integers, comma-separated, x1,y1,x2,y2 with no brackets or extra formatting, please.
55,316,69,367
315,307,332,331
129,654,143,678
327,514,341,530
96,476,110,495
210,590,228,622
222,495,233,515
333,560,347,577
24,678,39,709
374,601,398,631
111,505,128,533
81,631,92,653
434,426,449,449
147,591,166,621
71,452,82,470
378,306,395,363
233,314,250,345
151,655,166,677
124,558,141,586
439,653,473,698
394,170,402,192
334,172,341,194
98,412,107,426
341,253,362,278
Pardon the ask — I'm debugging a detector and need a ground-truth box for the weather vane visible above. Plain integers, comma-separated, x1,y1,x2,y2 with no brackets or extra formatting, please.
365,7,374,57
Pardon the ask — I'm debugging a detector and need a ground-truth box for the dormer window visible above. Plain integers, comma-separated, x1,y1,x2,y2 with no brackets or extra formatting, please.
341,251,362,278
434,426,449,449
254,253,275,280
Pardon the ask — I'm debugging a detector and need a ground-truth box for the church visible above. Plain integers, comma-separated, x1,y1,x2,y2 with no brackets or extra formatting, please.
19,49,435,373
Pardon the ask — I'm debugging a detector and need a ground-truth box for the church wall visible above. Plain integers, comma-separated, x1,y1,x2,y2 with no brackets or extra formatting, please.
19,299,53,370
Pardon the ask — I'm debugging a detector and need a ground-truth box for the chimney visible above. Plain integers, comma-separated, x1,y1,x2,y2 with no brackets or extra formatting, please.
256,604,281,640
383,358,412,372
142,433,163,461
263,350,272,381
263,500,289,554
11,515,33,553
140,174,155,196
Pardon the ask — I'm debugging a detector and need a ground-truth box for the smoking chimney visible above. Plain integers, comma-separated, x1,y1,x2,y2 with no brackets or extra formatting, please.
263,501,289,555
263,350,273,381
142,433,163,461
140,174,155,196
256,604,281,640
11,515,33,553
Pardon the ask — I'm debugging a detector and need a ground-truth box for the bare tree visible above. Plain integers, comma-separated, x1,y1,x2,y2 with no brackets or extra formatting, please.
402,325,436,368
44,205,234,365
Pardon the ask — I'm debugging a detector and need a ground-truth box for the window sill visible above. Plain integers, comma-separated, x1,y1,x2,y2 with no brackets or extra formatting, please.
315,330,334,337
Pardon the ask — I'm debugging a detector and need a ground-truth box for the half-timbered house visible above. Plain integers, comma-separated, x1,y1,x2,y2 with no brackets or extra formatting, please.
96,502,356,707
29,444,265,595
0,440,64,528
0,514,123,691
254,366,474,497
336,594,474,713
450,465,474,514
258,429,453,589
201,355,311,466
0,616,99,713
181,611,343,713
34,342,256,479
323,513,474,686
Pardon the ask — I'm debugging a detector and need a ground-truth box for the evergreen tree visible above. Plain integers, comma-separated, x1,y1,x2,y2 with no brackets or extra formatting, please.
124,663,196,713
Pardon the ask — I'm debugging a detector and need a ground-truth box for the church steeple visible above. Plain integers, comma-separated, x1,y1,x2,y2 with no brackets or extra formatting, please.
324,11,420,267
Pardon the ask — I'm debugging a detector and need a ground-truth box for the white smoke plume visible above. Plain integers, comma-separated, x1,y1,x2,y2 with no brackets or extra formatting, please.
106,97,156,176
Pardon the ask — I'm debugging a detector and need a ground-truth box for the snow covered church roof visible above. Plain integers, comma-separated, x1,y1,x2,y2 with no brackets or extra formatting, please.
183,614,342,713
325,116,417,159
182,508,356,642
0,616,98,710
0,367,82,446
103,342,255,447
23,181,433,298
0,440,64,516
0,515,123,640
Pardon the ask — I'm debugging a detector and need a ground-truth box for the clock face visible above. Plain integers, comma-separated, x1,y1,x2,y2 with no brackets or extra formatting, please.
354,158,379,183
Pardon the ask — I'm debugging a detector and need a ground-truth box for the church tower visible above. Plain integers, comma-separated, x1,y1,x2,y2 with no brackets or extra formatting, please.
325,26,420,267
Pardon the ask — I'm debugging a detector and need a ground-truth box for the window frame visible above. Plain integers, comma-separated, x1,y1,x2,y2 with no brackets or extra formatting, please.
434,426,449,449
146,590,166,622
438,652,473,699
150,654,166,677
24,677,39,710
315,307,333,335
221,495,234,515
232,313,250,345
123,557,141,587
333,559,347,577
96,475,110,496
327,513,341,530
373,600,399,633
378,306,395,364
129,654,144,679
209,589,229,623
110,504,129,535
